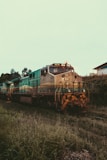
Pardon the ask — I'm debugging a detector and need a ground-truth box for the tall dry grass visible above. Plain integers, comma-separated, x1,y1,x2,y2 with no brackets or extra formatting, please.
0,101,107,160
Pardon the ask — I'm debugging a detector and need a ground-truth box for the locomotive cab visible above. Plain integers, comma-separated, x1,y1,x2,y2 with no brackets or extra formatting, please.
47,63,88,112
49,63,74,75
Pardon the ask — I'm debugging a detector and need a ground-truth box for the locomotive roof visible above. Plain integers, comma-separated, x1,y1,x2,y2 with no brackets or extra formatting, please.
50,63,74,69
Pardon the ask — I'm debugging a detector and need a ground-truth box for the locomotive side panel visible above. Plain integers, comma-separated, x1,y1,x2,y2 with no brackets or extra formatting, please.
38,72,55,95
29,69,41,96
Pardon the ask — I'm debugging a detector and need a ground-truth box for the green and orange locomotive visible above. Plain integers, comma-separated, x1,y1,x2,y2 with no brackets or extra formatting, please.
0,63,88,112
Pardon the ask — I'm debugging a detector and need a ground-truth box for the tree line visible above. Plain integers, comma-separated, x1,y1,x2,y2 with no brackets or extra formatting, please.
0,68,32,83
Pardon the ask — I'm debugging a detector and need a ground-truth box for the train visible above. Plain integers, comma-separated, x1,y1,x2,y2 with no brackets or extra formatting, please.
0,63,88,112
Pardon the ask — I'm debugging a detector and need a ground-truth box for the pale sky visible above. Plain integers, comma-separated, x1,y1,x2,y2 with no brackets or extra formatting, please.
0,0,107,76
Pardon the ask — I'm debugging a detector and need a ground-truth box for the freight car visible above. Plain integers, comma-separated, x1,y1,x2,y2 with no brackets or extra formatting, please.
0,63,88,112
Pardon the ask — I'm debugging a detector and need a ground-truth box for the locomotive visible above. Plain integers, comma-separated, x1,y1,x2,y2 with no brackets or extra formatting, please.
0,63,88,111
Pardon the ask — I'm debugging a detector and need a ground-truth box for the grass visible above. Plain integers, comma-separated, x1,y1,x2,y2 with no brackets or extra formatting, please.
0,100,107,160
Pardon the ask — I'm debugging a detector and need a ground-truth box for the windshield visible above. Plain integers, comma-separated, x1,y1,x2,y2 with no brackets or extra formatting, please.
49,63,74,75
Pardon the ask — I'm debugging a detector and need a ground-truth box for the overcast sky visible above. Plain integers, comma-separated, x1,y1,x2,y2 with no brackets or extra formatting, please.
0,0,107,76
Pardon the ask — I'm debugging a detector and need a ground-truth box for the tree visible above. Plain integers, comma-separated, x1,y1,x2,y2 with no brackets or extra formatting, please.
0,73,10,83
22,68,32,77
0,70,21,83
10,68,16,74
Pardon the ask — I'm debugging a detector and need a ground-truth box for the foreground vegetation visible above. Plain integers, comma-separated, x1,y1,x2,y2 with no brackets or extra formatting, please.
0,100,107,160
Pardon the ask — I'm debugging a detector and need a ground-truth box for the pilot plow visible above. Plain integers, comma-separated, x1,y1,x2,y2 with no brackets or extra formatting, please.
55,90,88,113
